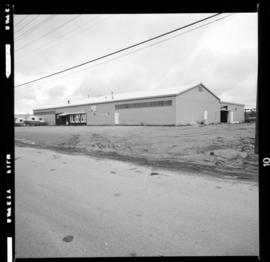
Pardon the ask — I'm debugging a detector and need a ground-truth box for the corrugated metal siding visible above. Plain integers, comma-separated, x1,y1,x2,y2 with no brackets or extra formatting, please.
175,86,220,125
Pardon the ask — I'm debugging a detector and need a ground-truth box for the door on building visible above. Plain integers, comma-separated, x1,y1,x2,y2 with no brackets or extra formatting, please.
204,110,208,124
114,112,119,125
56,114,68,125
220,111,228,123
228,111,234,123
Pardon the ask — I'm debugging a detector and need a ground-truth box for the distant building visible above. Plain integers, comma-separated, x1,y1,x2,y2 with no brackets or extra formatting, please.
15,113,46,126
33,83,245,126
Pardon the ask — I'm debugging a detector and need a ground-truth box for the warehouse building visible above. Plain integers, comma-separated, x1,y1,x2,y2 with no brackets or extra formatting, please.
33,83,244,126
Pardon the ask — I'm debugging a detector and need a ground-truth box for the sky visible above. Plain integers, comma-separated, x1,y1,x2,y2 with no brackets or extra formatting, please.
14,13,258,113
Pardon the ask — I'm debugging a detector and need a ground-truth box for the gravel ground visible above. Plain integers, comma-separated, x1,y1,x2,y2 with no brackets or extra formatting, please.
15,122,258,181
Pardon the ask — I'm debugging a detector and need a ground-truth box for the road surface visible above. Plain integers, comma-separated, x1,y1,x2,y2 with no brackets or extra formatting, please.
15,146,259,257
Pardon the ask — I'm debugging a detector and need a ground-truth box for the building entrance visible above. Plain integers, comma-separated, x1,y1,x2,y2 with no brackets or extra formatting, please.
56,114,68,125
220,110,228,123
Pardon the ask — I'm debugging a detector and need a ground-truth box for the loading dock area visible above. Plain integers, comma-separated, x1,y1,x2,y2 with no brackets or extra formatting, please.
56,112,87,125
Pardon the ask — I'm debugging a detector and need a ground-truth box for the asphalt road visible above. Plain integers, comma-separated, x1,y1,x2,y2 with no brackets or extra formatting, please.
15,147,259,257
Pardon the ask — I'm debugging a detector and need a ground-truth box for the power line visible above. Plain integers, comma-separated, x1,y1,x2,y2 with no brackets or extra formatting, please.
14,15,30,25
16,15,55,41
65,15,234,78
15,15,40,35
15,13,222,88
14,15,32,30
15,15,81,52
32,14,233,86
16,16,44,39
15,15,104,57
39,15,108,49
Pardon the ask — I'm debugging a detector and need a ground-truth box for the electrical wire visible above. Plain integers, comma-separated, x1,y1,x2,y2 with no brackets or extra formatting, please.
35,15,108,50
15,15,81,52
29,13,233,86
14,15,30,25
15,15,104,57
16,15,55,41
15,15,40,35
15,13,222,88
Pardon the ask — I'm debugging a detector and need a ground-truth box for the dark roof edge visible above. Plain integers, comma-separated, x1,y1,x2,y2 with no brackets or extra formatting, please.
221,101,245,106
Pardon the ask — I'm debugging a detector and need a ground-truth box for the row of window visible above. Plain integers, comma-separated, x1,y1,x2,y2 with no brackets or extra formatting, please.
69,114,86,123
35,111,55,115
115,100,172,110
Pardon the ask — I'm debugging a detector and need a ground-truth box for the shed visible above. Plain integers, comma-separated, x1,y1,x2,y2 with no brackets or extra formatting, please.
220,101,245,123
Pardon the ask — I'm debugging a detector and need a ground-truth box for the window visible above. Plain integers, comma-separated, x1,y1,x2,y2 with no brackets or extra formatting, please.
69,114,86,123
70,115,74,123
115,100,172,110
81,114,86,123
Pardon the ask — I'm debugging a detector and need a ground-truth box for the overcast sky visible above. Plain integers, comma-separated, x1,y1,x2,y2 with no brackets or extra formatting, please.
14,13,257,113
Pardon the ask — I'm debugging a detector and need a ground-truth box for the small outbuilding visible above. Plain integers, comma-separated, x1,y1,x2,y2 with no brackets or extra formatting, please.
220,101,245,123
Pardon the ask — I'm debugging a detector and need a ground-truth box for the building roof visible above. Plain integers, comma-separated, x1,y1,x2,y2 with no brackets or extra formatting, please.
221,101,245,106
34,83,220,111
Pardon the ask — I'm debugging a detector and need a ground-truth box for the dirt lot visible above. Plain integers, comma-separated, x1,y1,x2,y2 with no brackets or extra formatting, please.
15,123,258,181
